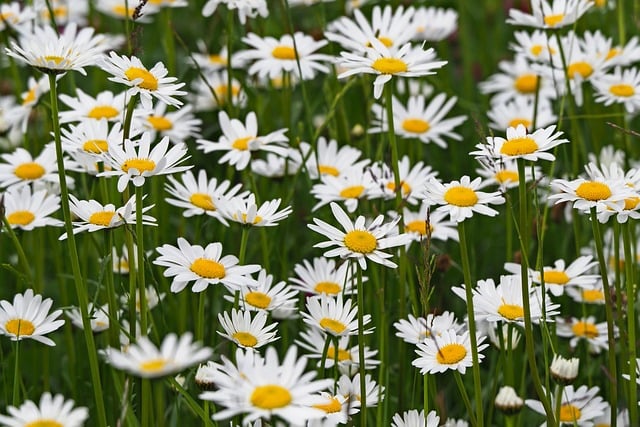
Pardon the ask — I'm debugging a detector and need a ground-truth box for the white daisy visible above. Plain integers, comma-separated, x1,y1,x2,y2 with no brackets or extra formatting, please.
525,385,608,426
592,66,640,113
58,88,126,124
412,329,488,374
190,70,246,111
136,103,202,143
0,393,88,427
66,302,110,332
308,202,412,270
218,308,279,349
337,372,384,413
411,7,458,42
225,269,299,314
95,0,160,21
0,145,61,189
510,30,559,64
289,257,357,297
556,316,614,354
153,237,261,293
1,185,62,230
507,0,593,29
302,293,372,337
470,124,568,162
0,289,64,346
112,243,138,274
565,283,606,305
550,354,580,384
60,119,125,161
475,157,541,192
366,156,438,205
220,193,293,227
0,2,36,33
311,166,376,213
394,312,463,345
7,75,50,134
103,332,213,378
201,0,268,24
119,285,165,313
402,203,459,243
305,137,370,180
392,409,440,427
307,392,350,426
486,96,557,132
494,386,525,414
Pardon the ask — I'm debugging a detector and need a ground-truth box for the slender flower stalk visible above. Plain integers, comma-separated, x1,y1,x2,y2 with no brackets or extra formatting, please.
12,341,20,405
623,222,638,426
1,215,32,287
384,83,404,212
135,185,148,335
356,261,367,426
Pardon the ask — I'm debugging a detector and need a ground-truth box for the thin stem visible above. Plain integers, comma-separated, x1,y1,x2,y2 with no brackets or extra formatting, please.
319,333,331,381
1,216,33,287
142,378,151,427
12,340,19,406
356,262,367,426
623,222,637,426
136,185,148,335
453,371,477,427
384,83,404,215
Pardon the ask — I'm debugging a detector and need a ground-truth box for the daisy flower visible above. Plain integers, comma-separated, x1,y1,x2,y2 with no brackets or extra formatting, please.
302,293,372,337
164,169,248,222
225,269,299,314
8,75,51,133
486,96,557,132
199,345,333,425
394,312,463,345
366,156,438,205
369,93,466,148
251,150,304,178
60,119,125,161
471,124,568,163
66,302,110,333
507,0,593,29
103,332,213,378
412,7,458,42
475,157,541,192
392,409,440,427
495,386,525,415
0,3,36,33
422,176,505,223
136,103,202,143
307,392,350,426
550,354,580,384
34,0,88,26
296,327,379,372
402,203,459,243
119,285,165,313
190,70,246,111
337,39,447,99
565,282,606,305
412,329,488,374
289,257,357,297
556,316,614,354
337,373,384,413
0,393,88,427
196,110,288,171
95,0,160,21
220,193,293,227
1,185,62,230
190,44,237,72
99,133,191,192
510,30,559,64
201,0,268,23
0,289,64,346
311,166,376,213
153,237,261,293
0,145,61,189
603,36,640,68
525,385,607,426
101,51,186,109
218,308,279,349
308,202,412,270
592,67,640,113
305,137,370,180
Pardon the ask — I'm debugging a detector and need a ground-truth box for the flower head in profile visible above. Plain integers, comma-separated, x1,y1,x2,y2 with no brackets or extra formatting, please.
224,269,299,315
412,329,488,375
220,193,293,227
507,0,593,29
301,293,372,337
592,66,640,114
0,393,88,427
392,409,440,427
308,202,412,270
218,308,279,349
0,289,65,346
556,316,614,354
525,385,607,426
289,257,357,297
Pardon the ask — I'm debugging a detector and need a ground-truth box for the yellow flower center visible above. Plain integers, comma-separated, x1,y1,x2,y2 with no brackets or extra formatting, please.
214,84,241,103
88,105,119,120
272,45,297,60
147,115,173,131
436,343,467,364
544,13,565,27
122,158,156,174
111,5,132,17
250,385,292,409
82,139,109,154
405,219,433,236
500,137,539,156
543,270,570,285
609,84,635,97
386,181,412,195
402,118,430,134
125,67,159,91
377,36,393,47
624,196,640,210
89,211,116,226
327,346,352,361
319,165,340,177
508,118,532,129
313,397,343,413
232,332,258,347
245,291,272,309
43,55,64,65
22,88,36,105
605,47,619,60
530,44,544,57
443,186,478,207
567,61,593,79
495,170,519,184
339,185,365,199
190,193,215,211
371,57,408,74
572,321,599,338
575,181,612,201
190,258,226,279
25,420,63,427
14,162,45,180
559,404,581,422
7,210,35,226
233,213,263,225
232,136,253,151
513,74,539,94
139,358,168,373
5,318,35,336
343,230,377,254
582,289,605,303
320,317,347,334
497,303,524,320
314,281,341,295
208,54,225,65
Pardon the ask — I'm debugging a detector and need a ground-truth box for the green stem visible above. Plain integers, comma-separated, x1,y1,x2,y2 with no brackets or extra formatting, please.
356,262,367,426
142,378,151,427
105,230,120,346
623,222,637,426
12,340,19,405
453,371,477,427
319,333,331,381
1,216,33,288
384,84,404,216
136,185,148,335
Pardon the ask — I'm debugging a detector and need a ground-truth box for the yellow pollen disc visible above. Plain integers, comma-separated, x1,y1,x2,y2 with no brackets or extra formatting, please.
624,196,640,210
233,213,263,224
559,404,581,423
371,57,408,74
405,219,431,236
402,118,430,134
508,118,532,129
605,47,619,60
125,67,159,91
14,162,45,180
250,385,292,409
313,397,343,413
88,105,119,119
443,186,478,207
89,211,116,226
209,54,225,64
497,303,524,320
495,170,519,184
343,230,377,254
122,158,156,174
377,36,393,47
327,346,352,361
544,13,565,27
43,55,64,65
82,139,109,154
112,5,131,16
609,84,635,97
245,291,272,309
572,321,599,338
271,45,297,60
5,318,35,336
314,281,341,295
530,44,544,57
513,74,539,94
232,332,258,347
575,181,612,201
582,289,605,303
543,270,570,285
22,88,36,105
7,210,35,226
567,61,593,79
24,420,63,427
147,115,173,131
319,317,347,334
139,358,167,373
386,180,412,195
339,185,365,199
436,343,467,364
318,165,340,177
500,136,539,156
190,258,226,279
232,136,253,151
190,193,215,211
